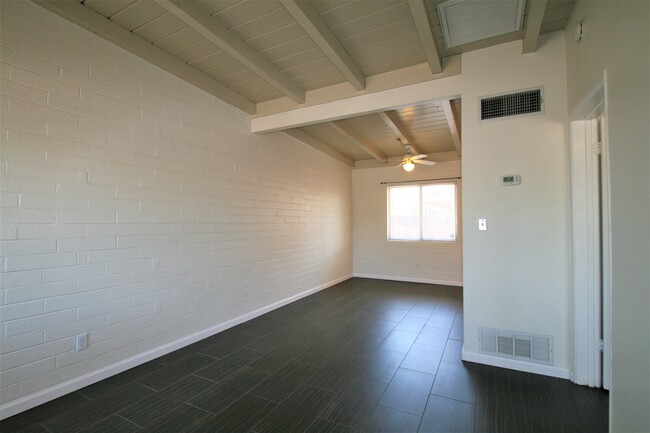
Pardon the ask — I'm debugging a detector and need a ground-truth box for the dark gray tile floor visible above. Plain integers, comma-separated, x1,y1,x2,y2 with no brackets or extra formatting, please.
1,278,608,433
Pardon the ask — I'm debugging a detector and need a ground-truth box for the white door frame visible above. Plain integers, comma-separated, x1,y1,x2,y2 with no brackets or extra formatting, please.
598,111,611,390
569,72,611,389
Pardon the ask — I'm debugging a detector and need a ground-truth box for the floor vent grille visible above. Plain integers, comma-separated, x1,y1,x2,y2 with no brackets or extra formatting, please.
479,327,553,365
480,88,543,121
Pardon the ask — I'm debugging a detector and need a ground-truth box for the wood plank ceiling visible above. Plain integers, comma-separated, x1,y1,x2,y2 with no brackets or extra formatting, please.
34,0,574,165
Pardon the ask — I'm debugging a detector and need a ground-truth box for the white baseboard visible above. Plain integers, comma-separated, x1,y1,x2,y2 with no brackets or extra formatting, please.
0,274,352,420
353,273,463,287
462,350,572,379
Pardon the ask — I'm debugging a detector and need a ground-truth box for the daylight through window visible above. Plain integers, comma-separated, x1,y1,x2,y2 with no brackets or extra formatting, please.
388,183,457,241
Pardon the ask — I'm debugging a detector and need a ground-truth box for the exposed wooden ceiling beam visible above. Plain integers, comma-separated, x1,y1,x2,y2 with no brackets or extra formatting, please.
407,0,442,74
522,0,548,53
32,0,256,114
280,0,365,91
284,129,354,167
441,100,461,156
329,121,387,163
153,0,305,104
377,111,423,156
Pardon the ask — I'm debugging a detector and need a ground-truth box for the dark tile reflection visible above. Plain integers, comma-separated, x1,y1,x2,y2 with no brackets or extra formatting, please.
0,278,607,433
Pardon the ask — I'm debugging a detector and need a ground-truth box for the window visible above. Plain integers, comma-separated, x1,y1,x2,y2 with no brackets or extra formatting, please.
388,183,457,241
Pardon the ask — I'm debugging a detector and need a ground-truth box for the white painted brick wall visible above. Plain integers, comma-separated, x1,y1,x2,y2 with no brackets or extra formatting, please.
0,0,352,412
352,161,463,285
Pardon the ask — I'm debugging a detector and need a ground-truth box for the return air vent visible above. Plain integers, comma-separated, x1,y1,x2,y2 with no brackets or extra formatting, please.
479,327,553,365
480,88,543,121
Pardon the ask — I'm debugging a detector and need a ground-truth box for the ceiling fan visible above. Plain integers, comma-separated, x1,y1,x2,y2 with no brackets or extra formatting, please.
395,138,435,172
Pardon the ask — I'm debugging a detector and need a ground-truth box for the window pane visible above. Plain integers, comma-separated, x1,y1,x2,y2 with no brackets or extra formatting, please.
389,186,421,240
422,184,456,241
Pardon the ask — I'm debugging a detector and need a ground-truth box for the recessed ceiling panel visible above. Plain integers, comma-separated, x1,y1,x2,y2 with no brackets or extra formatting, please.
437,0,526,48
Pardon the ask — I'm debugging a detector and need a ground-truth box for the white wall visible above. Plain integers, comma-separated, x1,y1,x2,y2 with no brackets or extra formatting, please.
461,33,571,376
565,2,650,431
352,160,462,286
0,0,352,417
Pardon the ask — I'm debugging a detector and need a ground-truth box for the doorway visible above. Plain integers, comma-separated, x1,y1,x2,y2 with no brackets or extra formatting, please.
570,74,611,390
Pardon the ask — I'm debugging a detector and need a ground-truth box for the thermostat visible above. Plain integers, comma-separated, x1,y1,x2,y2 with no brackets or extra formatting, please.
500,175,521,186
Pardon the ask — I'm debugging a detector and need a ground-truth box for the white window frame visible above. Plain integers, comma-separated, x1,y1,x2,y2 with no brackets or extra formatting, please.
387,181,459,242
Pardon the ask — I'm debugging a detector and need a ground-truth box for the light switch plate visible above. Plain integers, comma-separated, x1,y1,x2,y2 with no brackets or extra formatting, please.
478,218,487,231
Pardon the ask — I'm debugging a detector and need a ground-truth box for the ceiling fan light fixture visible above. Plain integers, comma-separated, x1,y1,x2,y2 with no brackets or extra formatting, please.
403,160,415,172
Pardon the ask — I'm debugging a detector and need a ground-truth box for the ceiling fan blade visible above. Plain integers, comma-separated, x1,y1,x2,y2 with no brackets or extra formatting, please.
413,159,436,166
395,161,406,168
411,154,428,160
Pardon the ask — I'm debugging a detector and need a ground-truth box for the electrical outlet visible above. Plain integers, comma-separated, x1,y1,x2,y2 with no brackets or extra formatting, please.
76,333,88,351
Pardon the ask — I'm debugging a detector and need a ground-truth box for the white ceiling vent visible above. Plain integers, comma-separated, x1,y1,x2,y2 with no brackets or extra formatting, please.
480,88,543,121
479,326,553,365
437,0,526,48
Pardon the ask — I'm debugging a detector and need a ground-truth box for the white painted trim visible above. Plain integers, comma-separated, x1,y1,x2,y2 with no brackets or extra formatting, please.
569,74,610,389
570,117,602,387
0,274,352,420
600,71,612,391
251,74,463,133
353,273,462,287
522,0,547,53
254,58,462,119
441,100,462,156
462,350,571,380
569,78,605,121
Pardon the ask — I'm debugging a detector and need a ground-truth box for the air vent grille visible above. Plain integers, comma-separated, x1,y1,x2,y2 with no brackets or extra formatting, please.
480,88,543,121
479,326,553,365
